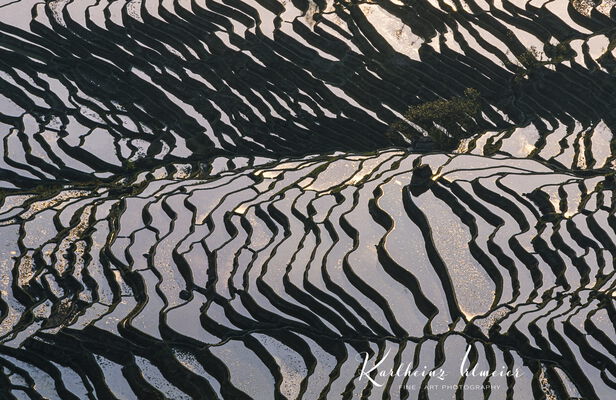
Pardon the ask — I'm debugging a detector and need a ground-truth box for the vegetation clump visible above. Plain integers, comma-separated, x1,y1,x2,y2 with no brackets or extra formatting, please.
545,42,575,64
389,88,482,150
518,46,543,69
515,42,574,80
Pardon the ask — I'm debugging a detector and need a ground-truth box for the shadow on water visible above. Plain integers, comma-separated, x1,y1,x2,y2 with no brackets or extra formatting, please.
0,0,616,399
0,0,616,186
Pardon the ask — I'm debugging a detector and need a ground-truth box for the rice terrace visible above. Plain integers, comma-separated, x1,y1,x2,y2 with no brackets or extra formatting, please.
0,0,615,398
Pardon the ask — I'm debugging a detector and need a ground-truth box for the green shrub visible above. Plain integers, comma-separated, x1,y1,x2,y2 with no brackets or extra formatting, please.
389,88,482,150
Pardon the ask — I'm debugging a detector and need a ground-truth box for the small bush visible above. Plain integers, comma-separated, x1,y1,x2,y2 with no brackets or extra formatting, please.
518,46,542,69
545,42,574,64
389,88,482,150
